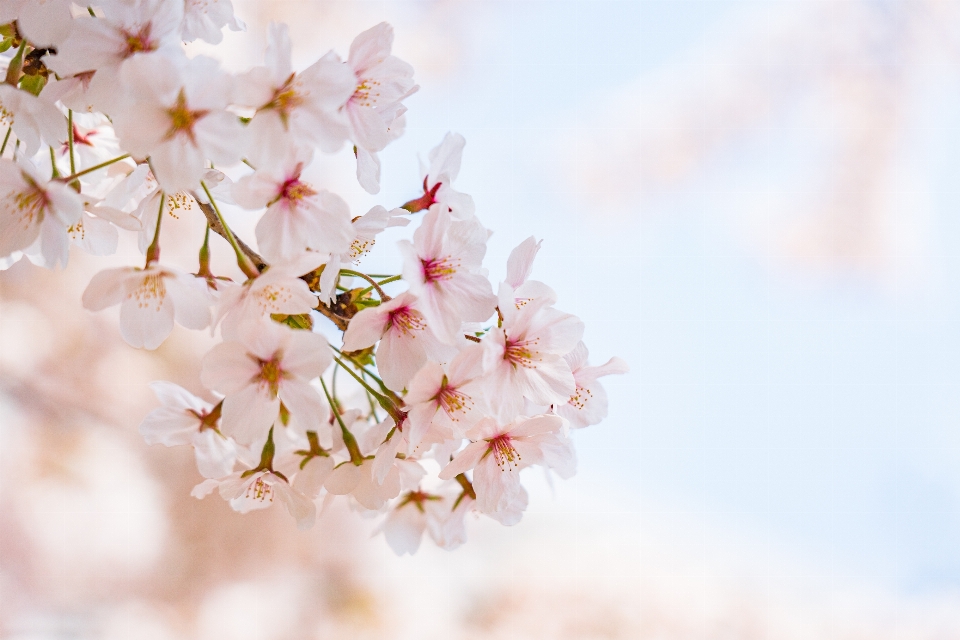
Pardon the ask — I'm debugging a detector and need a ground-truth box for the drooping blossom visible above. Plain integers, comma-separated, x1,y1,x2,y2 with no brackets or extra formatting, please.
403,132,475,220
194,467,316,530
341,291,454,391
232,147,353,262
237,22,355,165
481,285,584,420
378,489,456,555
343,22,418,193
398,206,497,344
81,263,213,349
200,321,332,446
139,381,237,479
317,204,409,303
439,415,574,524
0,158,83,267
555,342,629,429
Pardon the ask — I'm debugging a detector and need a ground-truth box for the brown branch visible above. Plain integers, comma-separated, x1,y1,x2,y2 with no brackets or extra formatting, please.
194,198,266,272
314,301,349,332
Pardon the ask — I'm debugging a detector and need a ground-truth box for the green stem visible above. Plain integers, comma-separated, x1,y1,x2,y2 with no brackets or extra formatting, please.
330,344,387,388
145,193,164,265
340,268,389,301
332,355,402,420
358,274,402,297
0,127,11,156
60,153,130,182
48,147,59,178
320,377,364,465
361,371,381,422
67,109,76,176
201,180,259,279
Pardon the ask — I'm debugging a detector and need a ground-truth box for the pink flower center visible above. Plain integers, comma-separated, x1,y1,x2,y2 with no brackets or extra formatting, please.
488,434,521,471
420,256,459,283
388,306,426,337
279,174,317,203
435,377,472,419
568,384,592,410
351,78,381,108
503,337,540,369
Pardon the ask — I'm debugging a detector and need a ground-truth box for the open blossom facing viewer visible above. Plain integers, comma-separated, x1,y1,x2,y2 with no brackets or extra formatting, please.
0,5,624,555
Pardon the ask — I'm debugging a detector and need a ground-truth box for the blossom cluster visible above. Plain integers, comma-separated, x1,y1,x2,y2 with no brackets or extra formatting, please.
0,0,626,554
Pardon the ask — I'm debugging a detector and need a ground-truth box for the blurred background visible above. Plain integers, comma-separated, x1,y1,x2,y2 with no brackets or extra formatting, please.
4,0,960,637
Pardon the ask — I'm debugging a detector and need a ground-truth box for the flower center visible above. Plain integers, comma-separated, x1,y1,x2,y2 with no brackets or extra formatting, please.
256,356,284,396
165,90,209,143
435,377,472,420
264,74,305,121
11,179,49,229
246,475,275,502
279,176,317,203
388,306,426,337
351,78,382,108
568,384,592,410
349,237,375,261
130,272,167,311
420,256,459,284
121,25,157,57
488,434,521,471
253,284,293,314
503,337,540,369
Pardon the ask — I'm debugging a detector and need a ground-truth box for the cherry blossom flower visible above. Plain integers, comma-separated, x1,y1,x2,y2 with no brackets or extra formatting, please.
502,235,557,307
481,287,584,420
238,22,355,165
555,342,629,429
403,132,475,220
0,85,65,157
46,0,185,113
344,22,417,193
81,263,213,349
317,204,409,302
197,468,316,529
341,291,455,391
232,147,353,262
139,381,237,479
181,0,245,44
404,343,486,448
1,0,74,48
0,158,82,267
111,54,246,193
324,458,402,511
439,415,572,523
199,321,332,446
379,489,452,555
398,206,497,344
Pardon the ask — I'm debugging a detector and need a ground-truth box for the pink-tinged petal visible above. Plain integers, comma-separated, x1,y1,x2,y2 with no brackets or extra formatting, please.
232,168,281,210
341,304,390,351
325,462,362,495
483,483,528,526
194,110,247,166
294,455,335,499
588,356,630,379
406,402,438,449
220,385,279,445
298,52,356,110
191,479,220,499
383,504,426,556
347,102,391,152
150,137,206,193
118,283,175,350
505,236,541,288
167,275,212,330
38,218,70,268
348,22,393,74
277,380,325,434
192,429,237,479
472,456,521,515
355,146,380,194
256,201,320,262
537,434,577,479
563,341,590,372
264,21,293,81
200,341,260,394
149,381,209,413
447,343,484,386
372,433,402,485
438,441,487,480
282,330,331,379
353,463,401,510
404,360,445,405
378,326,427,391
139,406,200,447
47,182,83,227
274,481,316,530
81,267,133,311
427,132,466,184
508,414,563,438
